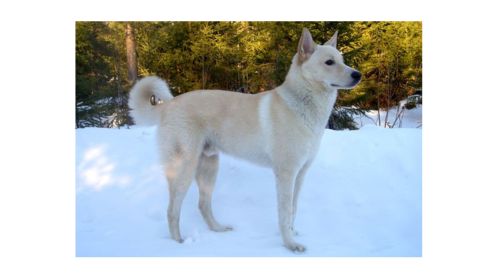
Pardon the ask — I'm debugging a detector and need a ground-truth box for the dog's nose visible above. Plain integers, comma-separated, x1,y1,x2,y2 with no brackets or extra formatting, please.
351,71,362,81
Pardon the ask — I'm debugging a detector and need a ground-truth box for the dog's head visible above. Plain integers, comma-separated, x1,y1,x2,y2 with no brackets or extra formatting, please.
296,28,361,90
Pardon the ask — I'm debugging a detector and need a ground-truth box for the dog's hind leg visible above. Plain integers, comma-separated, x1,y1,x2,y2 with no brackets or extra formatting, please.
165,145,200,243
195,153,233,232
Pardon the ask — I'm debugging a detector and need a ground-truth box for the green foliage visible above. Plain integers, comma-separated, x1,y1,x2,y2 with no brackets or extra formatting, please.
75,21,422,129
327,107,365,130
346,22,422,110
76,22,131,128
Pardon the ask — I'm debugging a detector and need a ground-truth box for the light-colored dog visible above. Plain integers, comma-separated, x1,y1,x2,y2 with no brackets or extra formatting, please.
128,28,361,252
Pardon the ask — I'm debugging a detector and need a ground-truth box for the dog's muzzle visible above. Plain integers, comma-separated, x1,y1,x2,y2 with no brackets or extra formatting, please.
351,71,362,82
349,71,362,87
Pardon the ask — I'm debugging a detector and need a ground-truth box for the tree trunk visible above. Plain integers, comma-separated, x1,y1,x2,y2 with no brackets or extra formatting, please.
125,23,137,84
384,105,389,128
377,95,381,126
384,66,391,128
202,55,206,89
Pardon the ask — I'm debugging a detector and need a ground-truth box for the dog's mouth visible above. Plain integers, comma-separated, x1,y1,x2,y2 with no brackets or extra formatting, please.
348,79,361,88
330,80,361,89
330,83,349,88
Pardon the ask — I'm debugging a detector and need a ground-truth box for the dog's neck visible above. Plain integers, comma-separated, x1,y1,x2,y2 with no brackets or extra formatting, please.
277,65,338,134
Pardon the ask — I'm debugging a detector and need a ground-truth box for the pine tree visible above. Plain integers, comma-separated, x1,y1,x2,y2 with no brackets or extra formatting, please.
76,21,422,129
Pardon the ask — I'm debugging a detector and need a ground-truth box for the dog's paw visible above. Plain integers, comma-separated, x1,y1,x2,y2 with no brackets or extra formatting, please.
176,237,184,244
210,225,233,232
286,242,306,253
223,226,234,231
212,225,234,232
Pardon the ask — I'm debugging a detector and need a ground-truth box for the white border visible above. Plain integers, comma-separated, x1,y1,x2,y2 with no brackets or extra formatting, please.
2,0,480,279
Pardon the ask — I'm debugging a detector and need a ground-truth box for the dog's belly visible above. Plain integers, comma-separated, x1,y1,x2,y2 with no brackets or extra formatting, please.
209,133,272,167
223,147,272,167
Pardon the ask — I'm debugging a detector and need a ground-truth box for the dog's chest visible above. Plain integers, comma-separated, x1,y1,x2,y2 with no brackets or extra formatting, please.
289,90,337,135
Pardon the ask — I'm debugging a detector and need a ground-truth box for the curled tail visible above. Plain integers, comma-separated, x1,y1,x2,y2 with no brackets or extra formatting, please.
128,76,173,126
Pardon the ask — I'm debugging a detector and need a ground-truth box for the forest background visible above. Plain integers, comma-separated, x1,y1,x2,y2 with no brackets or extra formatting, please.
75,21,422,128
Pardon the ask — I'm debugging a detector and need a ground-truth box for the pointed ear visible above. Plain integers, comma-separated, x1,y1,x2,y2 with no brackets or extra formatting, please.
297,28,316,63
324,30,338,48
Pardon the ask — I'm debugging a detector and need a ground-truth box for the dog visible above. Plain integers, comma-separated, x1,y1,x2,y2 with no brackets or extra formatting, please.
128,28,361,252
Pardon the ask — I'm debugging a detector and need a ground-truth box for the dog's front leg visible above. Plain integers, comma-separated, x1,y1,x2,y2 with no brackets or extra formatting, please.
274,168,306,252
291,161,312,236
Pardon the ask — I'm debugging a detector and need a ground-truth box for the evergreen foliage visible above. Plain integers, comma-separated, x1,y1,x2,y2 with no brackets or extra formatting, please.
75,21,422,129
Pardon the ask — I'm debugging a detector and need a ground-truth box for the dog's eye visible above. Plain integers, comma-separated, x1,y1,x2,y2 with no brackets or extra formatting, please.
325,59,335,66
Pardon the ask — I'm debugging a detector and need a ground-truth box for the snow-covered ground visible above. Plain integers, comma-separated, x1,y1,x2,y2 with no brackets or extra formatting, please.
354,105,422,129
76,124,421,257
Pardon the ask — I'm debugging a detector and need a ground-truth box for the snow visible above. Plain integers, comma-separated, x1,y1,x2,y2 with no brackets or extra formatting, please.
354,105,423,129
76,125,421,257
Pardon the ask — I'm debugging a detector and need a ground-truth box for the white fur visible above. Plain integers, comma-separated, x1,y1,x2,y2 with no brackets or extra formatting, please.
128,76,173,126
258,93,273,155
128,29,361,252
